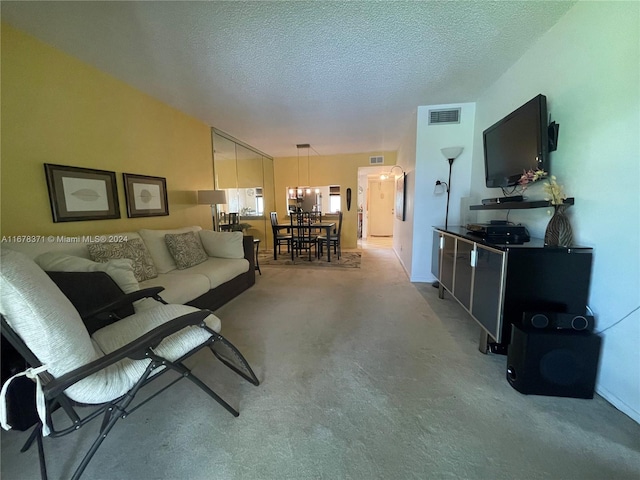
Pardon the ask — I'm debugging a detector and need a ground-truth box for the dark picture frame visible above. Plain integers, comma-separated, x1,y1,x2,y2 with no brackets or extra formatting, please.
123,173,169,218
44,163,120,222
395,173,407,221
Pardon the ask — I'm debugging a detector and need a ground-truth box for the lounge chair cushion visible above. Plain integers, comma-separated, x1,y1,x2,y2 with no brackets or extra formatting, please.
0,249,221,405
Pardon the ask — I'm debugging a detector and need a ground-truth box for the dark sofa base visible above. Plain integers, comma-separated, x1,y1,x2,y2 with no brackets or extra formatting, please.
187,235,256,311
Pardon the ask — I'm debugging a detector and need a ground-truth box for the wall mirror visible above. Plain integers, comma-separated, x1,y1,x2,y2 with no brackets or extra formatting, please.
212,129,274,248
225,187,264,216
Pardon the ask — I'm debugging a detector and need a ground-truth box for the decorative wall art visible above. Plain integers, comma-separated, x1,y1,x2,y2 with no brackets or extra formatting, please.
123,173,169,218
395,173,407,221
44,163,120,222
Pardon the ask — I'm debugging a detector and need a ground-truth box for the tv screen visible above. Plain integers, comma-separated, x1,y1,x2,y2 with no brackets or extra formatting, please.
483,94,549,188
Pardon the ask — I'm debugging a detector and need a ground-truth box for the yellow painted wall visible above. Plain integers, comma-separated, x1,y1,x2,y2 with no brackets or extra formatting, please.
1,24,214,237
274,151,397,249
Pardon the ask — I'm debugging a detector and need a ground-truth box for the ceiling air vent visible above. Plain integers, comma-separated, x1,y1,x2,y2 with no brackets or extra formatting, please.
369,156,384,165
429,108,461,125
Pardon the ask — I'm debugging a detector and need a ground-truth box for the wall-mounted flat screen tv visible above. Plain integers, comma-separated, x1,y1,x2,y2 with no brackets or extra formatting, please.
483,94,549,188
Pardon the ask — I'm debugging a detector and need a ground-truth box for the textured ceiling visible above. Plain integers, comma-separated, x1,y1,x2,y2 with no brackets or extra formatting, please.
1,1,576,157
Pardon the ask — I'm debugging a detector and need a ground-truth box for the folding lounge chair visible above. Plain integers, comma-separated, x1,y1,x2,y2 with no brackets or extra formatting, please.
0,249,259,480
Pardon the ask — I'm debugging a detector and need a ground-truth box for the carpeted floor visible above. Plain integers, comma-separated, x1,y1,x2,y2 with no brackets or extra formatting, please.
1,247,639,479
258,250,361,268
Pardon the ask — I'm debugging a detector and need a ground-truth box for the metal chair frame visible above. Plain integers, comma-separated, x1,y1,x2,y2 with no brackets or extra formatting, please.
270,212,292,257
318,211,343,260
291,211,318,261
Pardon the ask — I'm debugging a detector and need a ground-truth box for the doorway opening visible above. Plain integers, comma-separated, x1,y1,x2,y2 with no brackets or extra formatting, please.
357,166,395,249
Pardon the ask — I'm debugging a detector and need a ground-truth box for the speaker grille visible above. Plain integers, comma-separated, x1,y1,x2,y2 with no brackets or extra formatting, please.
531,313,549,329
540,349,581,386
571,316,589,331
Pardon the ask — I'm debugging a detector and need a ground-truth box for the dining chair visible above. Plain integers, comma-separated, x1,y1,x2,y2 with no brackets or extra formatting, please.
318,211,343,260
309,209,321,222
309,210,323,235
270,212,292,258
291,211,318,261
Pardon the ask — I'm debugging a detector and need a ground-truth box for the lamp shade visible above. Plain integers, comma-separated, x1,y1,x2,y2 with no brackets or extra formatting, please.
440,147,464,160
197,190,227,205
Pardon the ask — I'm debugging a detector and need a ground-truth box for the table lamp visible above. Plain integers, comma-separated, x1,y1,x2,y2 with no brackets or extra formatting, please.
198,190,227,231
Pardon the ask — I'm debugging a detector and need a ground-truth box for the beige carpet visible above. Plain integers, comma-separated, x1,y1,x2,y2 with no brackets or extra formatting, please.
258,250,361,268
2,248,639,480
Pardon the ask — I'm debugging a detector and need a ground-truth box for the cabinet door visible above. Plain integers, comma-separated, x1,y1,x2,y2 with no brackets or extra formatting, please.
471,245,505,342
454,239,474,311
431,230,441,279
440,234,455,292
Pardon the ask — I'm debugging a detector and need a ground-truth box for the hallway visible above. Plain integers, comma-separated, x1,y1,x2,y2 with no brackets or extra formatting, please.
358,235,393,250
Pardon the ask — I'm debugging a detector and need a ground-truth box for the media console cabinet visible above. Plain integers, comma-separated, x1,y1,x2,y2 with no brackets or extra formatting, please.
431,227,593,354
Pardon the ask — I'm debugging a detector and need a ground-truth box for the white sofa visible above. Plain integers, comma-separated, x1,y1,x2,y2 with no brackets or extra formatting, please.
3,226,256,311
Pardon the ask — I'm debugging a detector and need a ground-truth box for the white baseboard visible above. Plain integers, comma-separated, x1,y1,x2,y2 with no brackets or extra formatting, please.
596,385,640,424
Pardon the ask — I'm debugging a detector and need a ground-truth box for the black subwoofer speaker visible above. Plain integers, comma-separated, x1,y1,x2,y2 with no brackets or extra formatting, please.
507,324,602,399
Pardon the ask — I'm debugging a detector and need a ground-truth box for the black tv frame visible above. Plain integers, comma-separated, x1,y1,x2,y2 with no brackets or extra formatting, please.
483,94,550,188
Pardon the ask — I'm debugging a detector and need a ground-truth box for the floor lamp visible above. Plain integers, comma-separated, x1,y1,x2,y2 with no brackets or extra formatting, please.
432,146,463,288
198,190,227,231
440,146,463,229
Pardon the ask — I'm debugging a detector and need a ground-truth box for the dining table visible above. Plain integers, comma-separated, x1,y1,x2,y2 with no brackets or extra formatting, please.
274,221,336,262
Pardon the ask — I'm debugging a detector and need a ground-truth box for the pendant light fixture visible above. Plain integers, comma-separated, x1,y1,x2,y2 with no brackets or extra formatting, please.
296,144,311,199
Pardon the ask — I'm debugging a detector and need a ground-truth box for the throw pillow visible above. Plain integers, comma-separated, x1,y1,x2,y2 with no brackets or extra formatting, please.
35,252,140,294
164,231,209,269
198,230,244,259
88,238,158,282
138,226,202,273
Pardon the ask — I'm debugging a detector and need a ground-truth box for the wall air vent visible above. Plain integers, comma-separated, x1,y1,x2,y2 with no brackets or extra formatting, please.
369,156,384,165
428,108,461,125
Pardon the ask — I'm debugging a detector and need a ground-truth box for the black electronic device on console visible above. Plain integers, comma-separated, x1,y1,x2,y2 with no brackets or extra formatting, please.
482,195,524,205
466,223,530,244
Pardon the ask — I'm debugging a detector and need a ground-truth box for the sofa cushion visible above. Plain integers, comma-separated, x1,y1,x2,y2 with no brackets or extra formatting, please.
88,238,157,282
138,226,202,274
139,273,210,305
165,231,208,269
170,257,249,290
198,230,245,259
35,252,140,294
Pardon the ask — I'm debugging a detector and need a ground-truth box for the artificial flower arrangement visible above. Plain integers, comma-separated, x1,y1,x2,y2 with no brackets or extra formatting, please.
518,169,567,205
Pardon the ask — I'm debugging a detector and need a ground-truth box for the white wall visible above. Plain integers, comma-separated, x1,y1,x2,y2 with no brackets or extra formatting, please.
411,102,476,282
393,111,417,275
468,1,639,422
